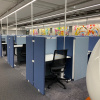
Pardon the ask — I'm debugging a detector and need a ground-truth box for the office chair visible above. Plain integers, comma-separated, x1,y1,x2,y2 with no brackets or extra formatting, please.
21,44,26,56
47,50,67,89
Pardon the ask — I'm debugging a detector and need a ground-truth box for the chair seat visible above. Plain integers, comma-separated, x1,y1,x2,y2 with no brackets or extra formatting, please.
51,66,65,70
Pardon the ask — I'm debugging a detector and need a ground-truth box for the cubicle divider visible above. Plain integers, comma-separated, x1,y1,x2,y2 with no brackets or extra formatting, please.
26,36,57,95
2,35,7,43
74,37,89,80
26,36,34,85
16,36,26,45
65,37,74,80
7,36,10,63
88,36,100,51
7,36,14,68
26,36,89,94
57,36,89,81
34,37,45,95
0,35,2,57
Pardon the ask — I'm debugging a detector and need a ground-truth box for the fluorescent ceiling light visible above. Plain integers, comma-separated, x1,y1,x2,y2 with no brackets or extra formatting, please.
1,0,36,20
16,3,100,25
1,3,100,26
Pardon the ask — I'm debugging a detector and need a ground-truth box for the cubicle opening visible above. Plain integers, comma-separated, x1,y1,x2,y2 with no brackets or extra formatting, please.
14,36,27,77
2,36,7,60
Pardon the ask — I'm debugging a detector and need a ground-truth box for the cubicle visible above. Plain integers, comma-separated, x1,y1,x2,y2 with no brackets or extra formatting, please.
57,36,89,81
7,35,26,68
26,36,59,95
26,36,89,95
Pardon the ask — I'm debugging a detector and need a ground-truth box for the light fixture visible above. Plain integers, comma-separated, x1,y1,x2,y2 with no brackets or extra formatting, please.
1,3,100,26
0,0,36,20
16,3,100,25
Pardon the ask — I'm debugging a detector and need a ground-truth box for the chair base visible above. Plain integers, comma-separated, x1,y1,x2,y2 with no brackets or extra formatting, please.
47,77,66,89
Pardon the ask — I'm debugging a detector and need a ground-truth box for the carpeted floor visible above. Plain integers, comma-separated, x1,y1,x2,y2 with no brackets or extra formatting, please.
0,57,89,100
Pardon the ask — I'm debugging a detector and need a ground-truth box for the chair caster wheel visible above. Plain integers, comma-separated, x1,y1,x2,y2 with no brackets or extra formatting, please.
64,87,66,89
66,81,68,83
48,86,50,89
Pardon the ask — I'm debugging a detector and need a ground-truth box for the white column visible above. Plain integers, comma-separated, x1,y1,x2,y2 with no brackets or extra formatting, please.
1,20,2,35
31,3,33,36
7,17,8,35
64,0,67,49
15,12,17,35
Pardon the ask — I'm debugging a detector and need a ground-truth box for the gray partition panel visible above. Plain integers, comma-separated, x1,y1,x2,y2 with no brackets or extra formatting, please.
74,37,89,80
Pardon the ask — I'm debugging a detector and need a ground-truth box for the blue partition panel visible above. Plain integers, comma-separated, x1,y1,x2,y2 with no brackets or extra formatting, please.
7,36,10,63
64,37,74,79
57,37,64,50
34,37,45,95
10,36,14,68
0,35,2,57
89,37,100,51
26,36,34,85
16,36,26,45
2,35,7,43
74,37,89,80
45,38,57,54
65,37,74,56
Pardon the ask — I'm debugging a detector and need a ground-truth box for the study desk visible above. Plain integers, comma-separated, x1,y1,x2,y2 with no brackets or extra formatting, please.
45,54,71,62
14,45,23,48
2,43,7,45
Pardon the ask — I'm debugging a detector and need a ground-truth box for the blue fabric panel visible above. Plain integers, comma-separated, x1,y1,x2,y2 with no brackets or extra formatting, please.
0,35,2,57
57,37,64,50
10,36,14,68
2,35,7,43
65,37,74,56
74,37,89,80
64,58,72,79
34,37,45,95
45,39,57,54
26,36,34,85
89,37,100,51
14,35,17,44
16,37,26,45
64,37,74,79
7,36,10,64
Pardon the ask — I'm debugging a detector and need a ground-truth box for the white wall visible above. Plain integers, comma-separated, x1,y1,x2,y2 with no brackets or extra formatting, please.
3,30,27,35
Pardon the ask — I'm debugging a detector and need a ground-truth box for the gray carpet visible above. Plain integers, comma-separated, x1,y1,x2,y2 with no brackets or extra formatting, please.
0,57,89,100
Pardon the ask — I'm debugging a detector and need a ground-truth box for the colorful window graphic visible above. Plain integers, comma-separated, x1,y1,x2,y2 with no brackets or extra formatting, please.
73,24,100,36
30,27,69,36
40,28,50,35
53,27,69,36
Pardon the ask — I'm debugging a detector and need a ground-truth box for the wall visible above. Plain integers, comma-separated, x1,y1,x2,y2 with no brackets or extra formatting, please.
3,30,27,35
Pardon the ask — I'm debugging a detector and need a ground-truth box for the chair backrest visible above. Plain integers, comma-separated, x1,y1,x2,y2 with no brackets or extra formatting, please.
21,44,26,54
53,50,67,67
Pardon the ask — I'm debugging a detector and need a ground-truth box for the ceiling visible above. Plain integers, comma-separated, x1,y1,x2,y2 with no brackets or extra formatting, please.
1,0,100,26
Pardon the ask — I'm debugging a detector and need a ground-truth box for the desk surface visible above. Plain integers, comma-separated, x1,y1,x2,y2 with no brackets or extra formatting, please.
2,43,7,44
88,50,92,53
45,54,71,62
14,45,23,48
